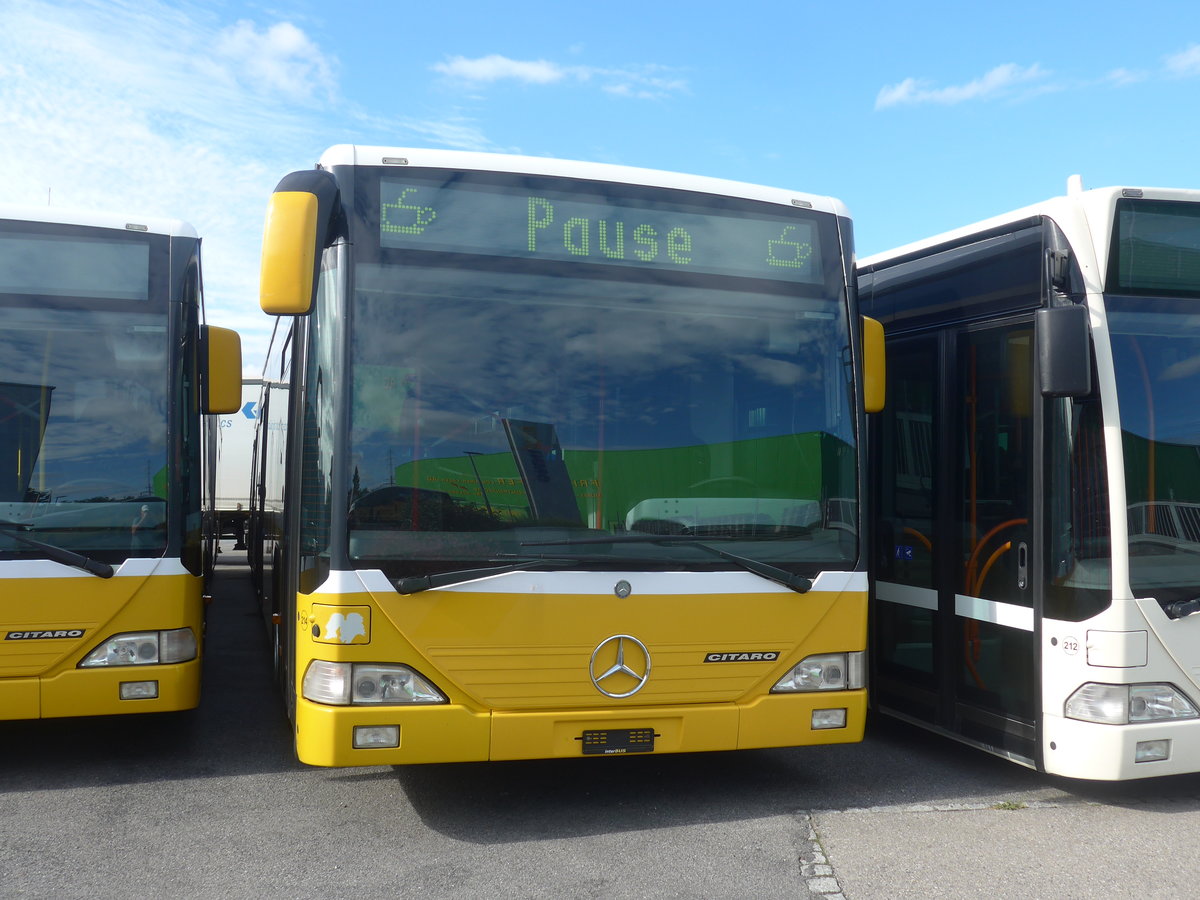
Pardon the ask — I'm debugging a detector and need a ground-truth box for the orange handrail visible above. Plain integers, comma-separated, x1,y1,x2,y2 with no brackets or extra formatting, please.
963,518,1027,593
974,540,1012,596
902,526,933,553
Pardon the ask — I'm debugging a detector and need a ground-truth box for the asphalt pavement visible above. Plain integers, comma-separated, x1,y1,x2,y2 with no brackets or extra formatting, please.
4,546,1200,898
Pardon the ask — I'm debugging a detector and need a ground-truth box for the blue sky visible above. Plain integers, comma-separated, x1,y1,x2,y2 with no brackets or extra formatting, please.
3,0,1199,371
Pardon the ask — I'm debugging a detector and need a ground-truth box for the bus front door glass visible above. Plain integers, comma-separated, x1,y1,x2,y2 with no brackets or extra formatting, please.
954,325,1037,733
875,337,939,705
874,325,1039,751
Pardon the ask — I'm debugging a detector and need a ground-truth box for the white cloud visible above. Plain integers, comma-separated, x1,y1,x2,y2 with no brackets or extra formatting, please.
214,20,337,102
0,0,342,373
392,115,502,153
875,63,1049,110
432,53,687,99
433,54,565,85
874,77,923,109
1165,44,1200,77
878,48,1200,113
1106,67,1148,86
599,65,688,100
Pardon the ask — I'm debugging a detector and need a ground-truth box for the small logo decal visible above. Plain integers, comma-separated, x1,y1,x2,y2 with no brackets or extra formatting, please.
6,629,86,640
310,604,371,645
704,651,781,663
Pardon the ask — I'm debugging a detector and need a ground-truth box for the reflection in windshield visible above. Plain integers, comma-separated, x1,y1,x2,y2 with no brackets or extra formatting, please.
0,307,168,559
346,263,857,573
1109,300,1200,604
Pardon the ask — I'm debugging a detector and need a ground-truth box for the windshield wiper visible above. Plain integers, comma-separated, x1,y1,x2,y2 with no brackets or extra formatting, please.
1165,597,1200,619
521,534,813,594
0,521,115,579
395,556,578,595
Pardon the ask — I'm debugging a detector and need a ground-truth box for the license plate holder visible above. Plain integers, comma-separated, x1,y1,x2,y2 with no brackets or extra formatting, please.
579,727,657,755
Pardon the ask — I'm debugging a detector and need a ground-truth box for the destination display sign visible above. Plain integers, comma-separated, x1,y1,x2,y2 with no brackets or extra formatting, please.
0,230,151,302
378,176,823,283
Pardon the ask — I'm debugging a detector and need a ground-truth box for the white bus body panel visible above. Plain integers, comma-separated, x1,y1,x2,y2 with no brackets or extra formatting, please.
1042,599,1200,780
0,204,195,238
317,145,851,219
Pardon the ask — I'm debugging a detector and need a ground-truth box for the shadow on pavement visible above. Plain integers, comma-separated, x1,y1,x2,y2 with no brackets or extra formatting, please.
0,553,298,793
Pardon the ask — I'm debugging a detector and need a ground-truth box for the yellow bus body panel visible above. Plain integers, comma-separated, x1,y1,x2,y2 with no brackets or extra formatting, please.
0,679,40,720
0,569,203,719
293,578,866,766
297,702,493,767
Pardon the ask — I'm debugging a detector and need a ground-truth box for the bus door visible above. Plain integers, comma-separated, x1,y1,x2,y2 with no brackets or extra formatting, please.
875,322,1040,763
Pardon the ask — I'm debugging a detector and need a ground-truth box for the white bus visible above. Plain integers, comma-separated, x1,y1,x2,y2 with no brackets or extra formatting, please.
859,178,1200,780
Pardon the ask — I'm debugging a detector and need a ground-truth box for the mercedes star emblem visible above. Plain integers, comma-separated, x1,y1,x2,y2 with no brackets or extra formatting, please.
589,634,651,698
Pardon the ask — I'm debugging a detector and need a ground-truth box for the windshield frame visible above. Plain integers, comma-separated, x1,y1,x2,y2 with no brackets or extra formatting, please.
0,219,199,566
303,163,862,582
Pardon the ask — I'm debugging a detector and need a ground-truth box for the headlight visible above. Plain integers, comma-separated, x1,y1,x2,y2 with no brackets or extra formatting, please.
772,651,865,692
302,660,447,706
351,664,445,704
79,628,197,667
1065,682,1199,725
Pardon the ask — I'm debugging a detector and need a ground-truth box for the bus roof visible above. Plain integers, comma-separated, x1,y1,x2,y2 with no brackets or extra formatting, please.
317,144,851,219
859,179,1200,274
0,203,197,239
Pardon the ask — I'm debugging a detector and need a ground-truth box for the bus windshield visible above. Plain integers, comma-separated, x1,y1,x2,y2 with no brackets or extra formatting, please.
0,308,169,562
1108,298,1200,605
341,171,857,577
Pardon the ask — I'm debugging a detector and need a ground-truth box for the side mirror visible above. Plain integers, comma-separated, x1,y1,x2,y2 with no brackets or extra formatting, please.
260,169,340,316
202,325,242,414
1037,305,1092,398
260,191,319,315
862,316,886,413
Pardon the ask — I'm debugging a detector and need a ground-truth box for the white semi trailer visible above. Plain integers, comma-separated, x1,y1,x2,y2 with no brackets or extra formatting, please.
213,379,261,549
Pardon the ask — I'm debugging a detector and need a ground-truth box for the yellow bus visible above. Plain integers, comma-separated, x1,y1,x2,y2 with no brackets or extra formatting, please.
253,146,883,765
0,205,240,720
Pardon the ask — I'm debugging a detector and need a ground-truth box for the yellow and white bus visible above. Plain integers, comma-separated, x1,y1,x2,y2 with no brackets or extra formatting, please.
860,178,1200,780
0,205,240,720
253,146,884,766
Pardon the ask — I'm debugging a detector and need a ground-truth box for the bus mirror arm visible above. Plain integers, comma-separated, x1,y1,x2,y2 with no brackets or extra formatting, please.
1047,249,1071,293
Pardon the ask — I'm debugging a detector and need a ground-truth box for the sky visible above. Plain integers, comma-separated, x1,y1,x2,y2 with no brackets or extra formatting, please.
3,0,1200,373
